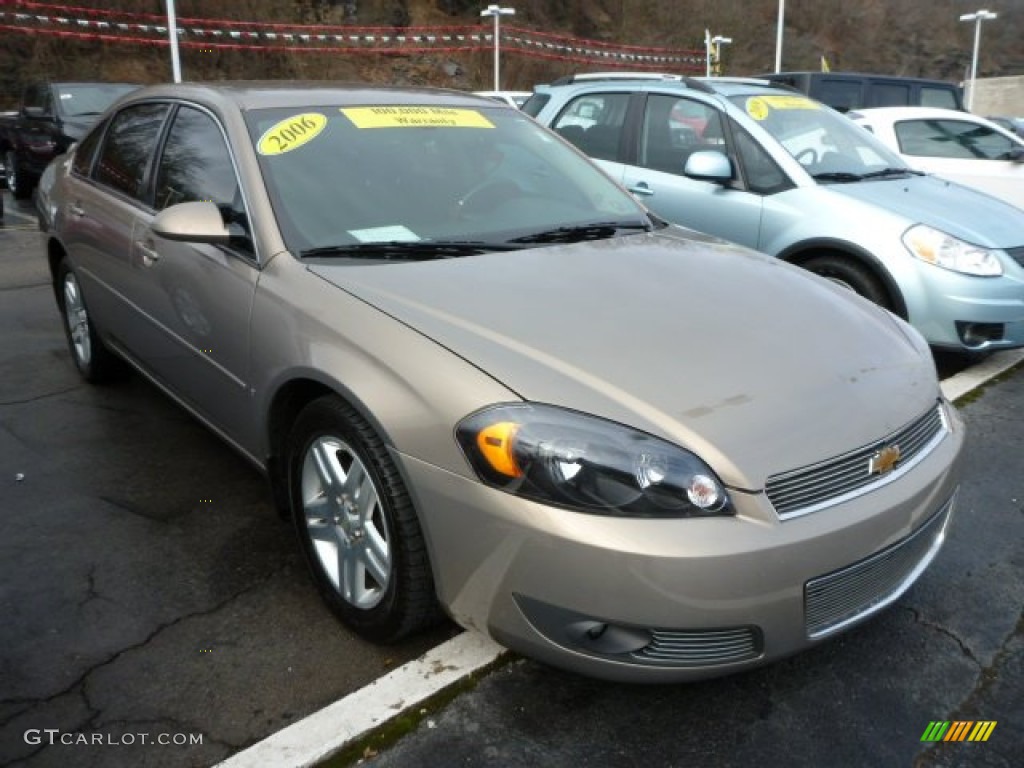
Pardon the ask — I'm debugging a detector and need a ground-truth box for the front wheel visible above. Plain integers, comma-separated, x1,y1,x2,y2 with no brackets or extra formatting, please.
6,150,34,200
286,396,439,643
803,254,891,310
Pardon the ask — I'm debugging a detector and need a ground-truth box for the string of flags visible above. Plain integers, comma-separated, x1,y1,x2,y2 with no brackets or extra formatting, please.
0,1,704,70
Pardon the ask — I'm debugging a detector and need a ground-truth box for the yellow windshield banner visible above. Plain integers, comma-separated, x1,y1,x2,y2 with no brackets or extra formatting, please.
257,113,328,155
746,95,820,120
341,106,495,129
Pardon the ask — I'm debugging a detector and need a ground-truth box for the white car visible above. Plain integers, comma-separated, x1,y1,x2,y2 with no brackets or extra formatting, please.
850,106,1024,209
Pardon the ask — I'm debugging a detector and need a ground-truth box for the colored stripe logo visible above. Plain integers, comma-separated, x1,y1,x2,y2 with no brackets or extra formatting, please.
921,721,997,742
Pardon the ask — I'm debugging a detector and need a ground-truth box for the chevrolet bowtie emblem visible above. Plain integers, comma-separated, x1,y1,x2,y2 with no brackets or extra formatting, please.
869,444,902,475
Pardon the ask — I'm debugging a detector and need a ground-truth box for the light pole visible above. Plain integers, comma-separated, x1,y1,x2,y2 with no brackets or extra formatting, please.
165,0,181,83
480,4,515,92
959,9,997,111
774,0,785,73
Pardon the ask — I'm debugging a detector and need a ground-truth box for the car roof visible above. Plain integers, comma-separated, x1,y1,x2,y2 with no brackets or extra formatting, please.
536,73,791,99
119,81,505,111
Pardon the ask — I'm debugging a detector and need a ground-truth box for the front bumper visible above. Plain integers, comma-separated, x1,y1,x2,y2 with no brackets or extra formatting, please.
398,405,964,683
905,258,1024,352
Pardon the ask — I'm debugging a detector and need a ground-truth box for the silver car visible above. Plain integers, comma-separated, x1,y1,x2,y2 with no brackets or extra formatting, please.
42,82,963,682
525,74,1024,354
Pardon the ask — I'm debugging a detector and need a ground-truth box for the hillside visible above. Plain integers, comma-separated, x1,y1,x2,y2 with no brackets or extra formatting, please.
1,0,1022,107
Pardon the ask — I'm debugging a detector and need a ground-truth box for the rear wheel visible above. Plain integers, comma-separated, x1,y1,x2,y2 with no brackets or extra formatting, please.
287,395,439,643
803,254,891,310
56,260,127,383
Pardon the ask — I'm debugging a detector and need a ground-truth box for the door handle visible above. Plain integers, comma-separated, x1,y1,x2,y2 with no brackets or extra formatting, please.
136,240,160,265
68,202,86,218
627,182,654,197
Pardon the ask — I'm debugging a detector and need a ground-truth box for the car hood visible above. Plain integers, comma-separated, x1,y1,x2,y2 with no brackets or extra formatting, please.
308,231,940,489
828,174,1024,247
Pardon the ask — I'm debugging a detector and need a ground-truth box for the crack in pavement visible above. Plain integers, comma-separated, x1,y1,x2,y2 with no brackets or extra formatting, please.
0,565,289,733
907,607,983,667
0,385,82,407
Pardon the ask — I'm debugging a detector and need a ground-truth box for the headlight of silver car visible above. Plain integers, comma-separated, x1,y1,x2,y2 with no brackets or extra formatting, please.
456,404,732,517
902,224,1003,276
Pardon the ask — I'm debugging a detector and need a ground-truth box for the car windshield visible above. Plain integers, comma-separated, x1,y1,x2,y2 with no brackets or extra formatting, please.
245,104,650,255
729,94,909,180
55,84,138,118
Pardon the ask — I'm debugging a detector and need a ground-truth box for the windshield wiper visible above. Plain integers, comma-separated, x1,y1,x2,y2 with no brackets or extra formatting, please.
860,167,924,179
299,240,516,260
810,171,865,183
508,221,652,245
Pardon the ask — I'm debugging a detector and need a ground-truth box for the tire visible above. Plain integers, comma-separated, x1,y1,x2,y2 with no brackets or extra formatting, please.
56,260,127,383
286,396,439,643
803,254,891,310
6,150,34,201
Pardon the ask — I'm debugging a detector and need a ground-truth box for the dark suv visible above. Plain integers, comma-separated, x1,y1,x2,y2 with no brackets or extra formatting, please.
757,72,964,113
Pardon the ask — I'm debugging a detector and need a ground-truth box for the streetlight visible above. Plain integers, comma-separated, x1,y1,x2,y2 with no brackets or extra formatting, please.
480,4,515,92
711,35,732,77
704,31,733,77
774,0,785,73
959,9,997,111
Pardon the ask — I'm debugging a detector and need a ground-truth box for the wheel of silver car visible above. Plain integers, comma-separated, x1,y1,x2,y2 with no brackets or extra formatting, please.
287,395,439,642
6,150,32,200
56,260,126,383
803,253,891,311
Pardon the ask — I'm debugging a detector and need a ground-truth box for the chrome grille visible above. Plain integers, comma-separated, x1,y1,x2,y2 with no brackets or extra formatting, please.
805,494,954,638
1005,246,1024,268
630,627,761,666
765,402,947,519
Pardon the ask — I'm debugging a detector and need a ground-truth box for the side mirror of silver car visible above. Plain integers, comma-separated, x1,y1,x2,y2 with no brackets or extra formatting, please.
152,201,231,244
684,150,733,183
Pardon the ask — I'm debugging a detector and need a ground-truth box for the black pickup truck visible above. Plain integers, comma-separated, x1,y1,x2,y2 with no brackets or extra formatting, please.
0,81,139,202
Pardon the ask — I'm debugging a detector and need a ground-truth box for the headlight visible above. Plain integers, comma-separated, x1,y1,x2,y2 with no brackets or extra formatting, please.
902,224,1002,276
456,404,732,518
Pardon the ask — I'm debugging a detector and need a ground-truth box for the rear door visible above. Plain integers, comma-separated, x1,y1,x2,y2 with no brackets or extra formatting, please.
547,91,631,183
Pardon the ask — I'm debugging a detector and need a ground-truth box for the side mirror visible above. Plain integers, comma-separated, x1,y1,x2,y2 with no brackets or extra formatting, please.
684,150,733,183
1005,147,1024,164
152,201,231,244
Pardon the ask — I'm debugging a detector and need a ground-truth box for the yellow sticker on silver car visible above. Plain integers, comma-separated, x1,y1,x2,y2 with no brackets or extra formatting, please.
257,113,328,155
746,95,819,120
341,107,494,129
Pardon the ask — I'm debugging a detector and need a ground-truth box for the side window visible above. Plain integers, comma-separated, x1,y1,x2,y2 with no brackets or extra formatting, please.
816,79,862,112
93,103,169,201
71,122,106,177
732,122,792,195
639,95,723,175
551,92,629,162
155,106,251,253
895,119,1014,160
920,87,959,110
870,83,910,107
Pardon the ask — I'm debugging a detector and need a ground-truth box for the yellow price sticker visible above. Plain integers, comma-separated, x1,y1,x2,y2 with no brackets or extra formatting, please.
341,106,495,129
746,95,820,120
257,113,327,155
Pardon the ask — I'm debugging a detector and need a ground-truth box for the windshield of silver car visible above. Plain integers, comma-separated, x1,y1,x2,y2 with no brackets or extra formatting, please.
245,105,652,256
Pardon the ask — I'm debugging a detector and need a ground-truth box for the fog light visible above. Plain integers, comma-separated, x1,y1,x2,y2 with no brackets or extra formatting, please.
956,321,1004,347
